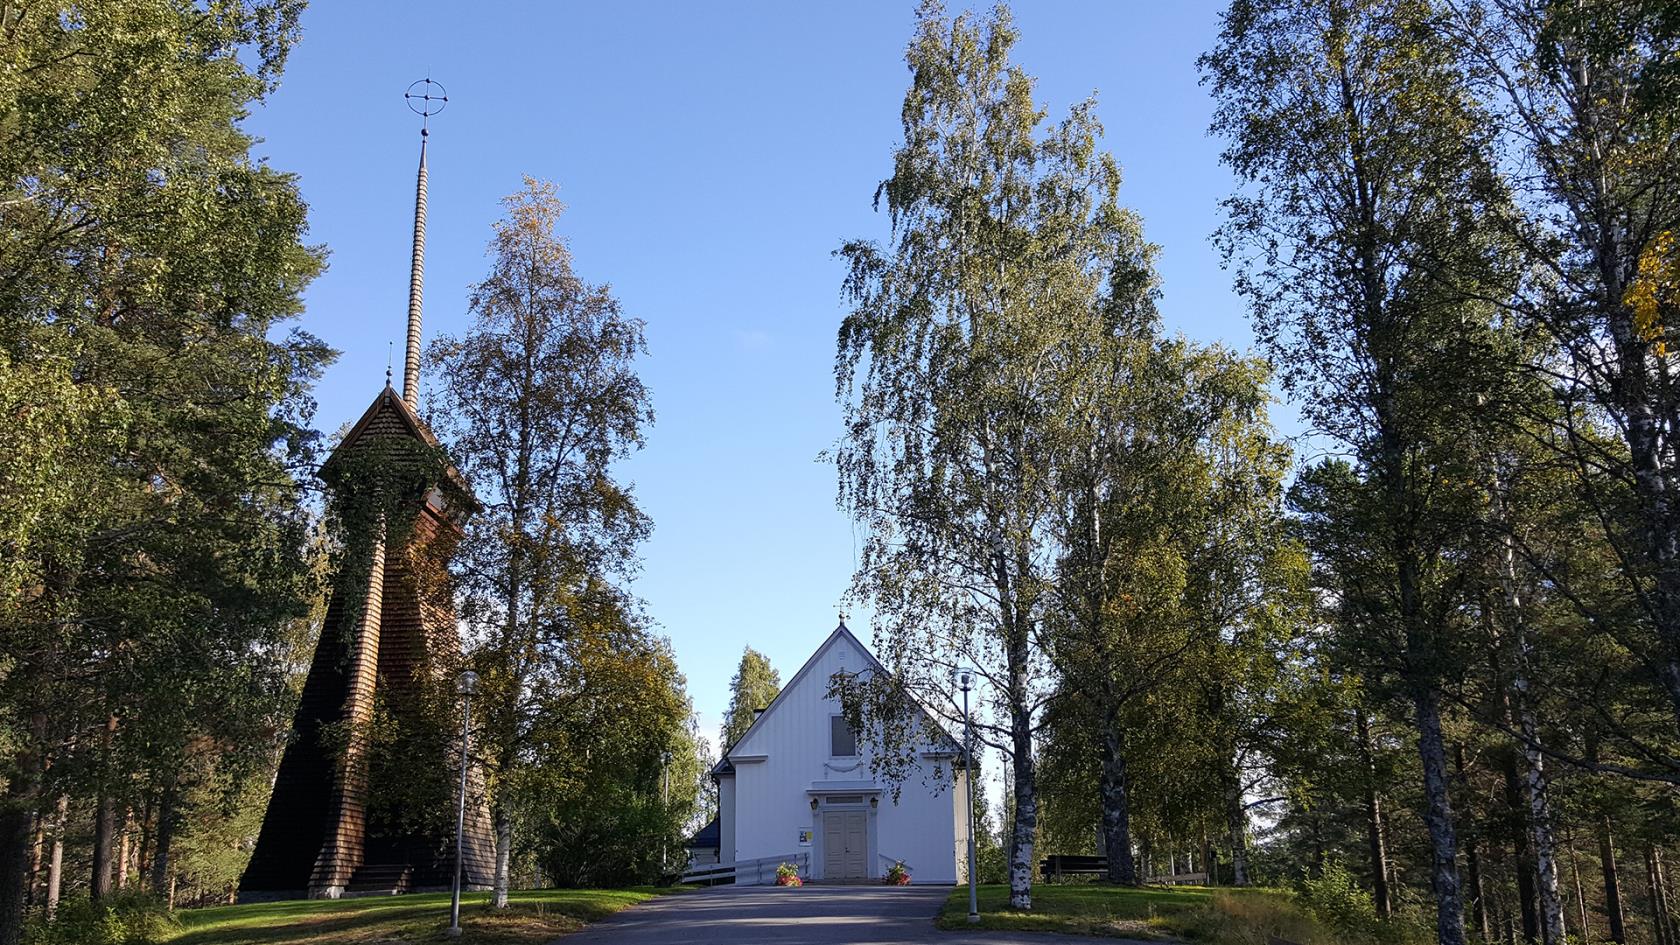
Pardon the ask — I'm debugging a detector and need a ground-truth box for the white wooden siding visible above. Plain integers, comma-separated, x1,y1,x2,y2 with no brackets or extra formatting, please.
725,627,961,883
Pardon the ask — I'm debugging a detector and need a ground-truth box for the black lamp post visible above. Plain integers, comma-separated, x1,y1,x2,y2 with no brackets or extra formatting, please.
447,669,478,938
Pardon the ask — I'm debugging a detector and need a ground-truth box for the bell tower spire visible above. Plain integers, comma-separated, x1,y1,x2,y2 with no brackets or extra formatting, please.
401,78,447,409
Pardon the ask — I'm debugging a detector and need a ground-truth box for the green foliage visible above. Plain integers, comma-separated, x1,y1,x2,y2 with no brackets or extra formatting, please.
22,893,178,945
426,178,671,898
520,628,694,887
720,648,780,751
832,1,1166,905
1297,863,1380,937
0,0,328,935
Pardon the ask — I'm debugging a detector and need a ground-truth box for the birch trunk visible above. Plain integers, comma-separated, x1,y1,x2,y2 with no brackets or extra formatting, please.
1099,727,1136,884
1413,684,1467,945
1489,485,1566,945
492,806,512,909
1007,714,1037,909
1503,757,1540,944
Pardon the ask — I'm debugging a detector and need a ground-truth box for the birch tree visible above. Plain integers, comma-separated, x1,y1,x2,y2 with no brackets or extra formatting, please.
833,1,1147,910
427,179,654,908
1203,1,1516,940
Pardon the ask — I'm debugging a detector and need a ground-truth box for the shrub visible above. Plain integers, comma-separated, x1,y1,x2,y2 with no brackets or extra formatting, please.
1298,863,1382,939
884,860,910,885
775,861,803,886
22,893,178,945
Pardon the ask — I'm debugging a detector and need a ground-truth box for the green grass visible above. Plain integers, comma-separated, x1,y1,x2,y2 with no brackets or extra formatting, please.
166,886,683,945
936,883,1341,943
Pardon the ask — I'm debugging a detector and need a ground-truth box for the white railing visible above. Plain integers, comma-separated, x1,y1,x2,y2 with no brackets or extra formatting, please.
681,852,809,886
878,853,910,877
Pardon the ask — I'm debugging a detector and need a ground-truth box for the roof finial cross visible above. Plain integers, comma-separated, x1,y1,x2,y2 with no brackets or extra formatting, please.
404,77,448,136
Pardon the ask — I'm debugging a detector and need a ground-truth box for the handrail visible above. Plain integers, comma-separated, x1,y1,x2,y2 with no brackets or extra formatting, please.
680,852,809,886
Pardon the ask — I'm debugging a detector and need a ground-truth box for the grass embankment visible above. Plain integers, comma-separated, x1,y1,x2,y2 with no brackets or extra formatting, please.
937,884,1385,945
168,887,679,945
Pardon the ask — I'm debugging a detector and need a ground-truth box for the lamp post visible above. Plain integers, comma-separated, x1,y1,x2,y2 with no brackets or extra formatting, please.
447,669,478,938
956,667,979,923
660,749,671,875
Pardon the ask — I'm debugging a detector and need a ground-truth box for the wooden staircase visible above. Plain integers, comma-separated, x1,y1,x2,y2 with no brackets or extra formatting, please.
343,863,413,897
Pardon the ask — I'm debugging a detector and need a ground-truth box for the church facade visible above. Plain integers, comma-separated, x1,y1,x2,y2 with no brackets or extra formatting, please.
711,624,970,884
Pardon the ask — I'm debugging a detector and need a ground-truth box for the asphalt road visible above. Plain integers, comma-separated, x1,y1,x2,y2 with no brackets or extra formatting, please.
552,885,1155,945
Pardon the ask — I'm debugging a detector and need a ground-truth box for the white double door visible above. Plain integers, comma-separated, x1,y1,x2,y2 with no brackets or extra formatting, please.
822,809,868,880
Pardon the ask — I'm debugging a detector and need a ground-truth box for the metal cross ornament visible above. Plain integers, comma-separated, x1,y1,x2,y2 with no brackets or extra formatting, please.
404,77,448,133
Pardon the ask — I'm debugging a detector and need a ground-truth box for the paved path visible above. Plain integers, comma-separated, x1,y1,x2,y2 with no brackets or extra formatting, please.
554,885,1151,945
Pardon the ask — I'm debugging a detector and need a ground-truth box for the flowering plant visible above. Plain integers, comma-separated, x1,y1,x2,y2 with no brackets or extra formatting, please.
775,862,803,886
884,861,911,885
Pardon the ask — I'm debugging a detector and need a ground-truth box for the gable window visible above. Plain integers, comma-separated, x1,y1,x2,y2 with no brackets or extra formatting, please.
830,715,857,757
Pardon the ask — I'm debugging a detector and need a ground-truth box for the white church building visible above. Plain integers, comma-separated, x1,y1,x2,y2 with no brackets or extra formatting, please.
704,623,970,884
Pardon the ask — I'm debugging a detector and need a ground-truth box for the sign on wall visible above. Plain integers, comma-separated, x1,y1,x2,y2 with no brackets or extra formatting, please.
798,829,813,846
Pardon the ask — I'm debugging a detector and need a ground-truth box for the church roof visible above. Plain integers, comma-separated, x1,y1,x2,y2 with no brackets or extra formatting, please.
319,384,476,506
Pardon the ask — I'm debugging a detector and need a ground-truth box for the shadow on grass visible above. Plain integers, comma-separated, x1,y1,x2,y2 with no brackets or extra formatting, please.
170,888,674,945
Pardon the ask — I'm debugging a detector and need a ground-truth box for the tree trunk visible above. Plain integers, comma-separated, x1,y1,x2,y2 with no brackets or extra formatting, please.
1503,756,1540,944
115,806,132,890
1599,816,1626,944
1223,762,1249,887
1099,725,1136,885
1454,744,1491,943
25,811,44,909
1489,498,1567,945
1007,717,1037,910
1413,685,1466,945
1356,707,1391,916
0,802,33,945
492,805,512,909
149,782,176,900
45,796,65,919
1,715,49,945
1650,845,1675,945
91,790,118,899
1566,835,1589,944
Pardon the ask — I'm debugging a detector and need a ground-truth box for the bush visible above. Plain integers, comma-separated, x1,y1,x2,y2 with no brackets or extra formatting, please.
1298,863,1379,936
22,893,178,945
884,860,910,885
975,841,1007,884
775,861,803,886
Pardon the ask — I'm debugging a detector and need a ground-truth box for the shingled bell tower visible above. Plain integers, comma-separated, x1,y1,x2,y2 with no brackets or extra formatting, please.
240,80,495,901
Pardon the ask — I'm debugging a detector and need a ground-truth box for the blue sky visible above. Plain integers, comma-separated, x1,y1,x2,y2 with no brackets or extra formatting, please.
246,1,1280,749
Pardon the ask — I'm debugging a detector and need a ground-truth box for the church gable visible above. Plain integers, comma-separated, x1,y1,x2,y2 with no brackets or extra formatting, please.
727,625,957,762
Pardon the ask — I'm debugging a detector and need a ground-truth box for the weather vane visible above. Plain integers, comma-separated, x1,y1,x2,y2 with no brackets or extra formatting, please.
404,77,448,135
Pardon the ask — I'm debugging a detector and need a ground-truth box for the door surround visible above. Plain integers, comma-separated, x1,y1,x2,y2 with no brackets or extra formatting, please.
810,791,878,881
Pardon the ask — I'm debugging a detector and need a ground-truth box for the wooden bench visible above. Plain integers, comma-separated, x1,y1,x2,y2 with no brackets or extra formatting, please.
1040,854,1107,878
1039,855,1210,885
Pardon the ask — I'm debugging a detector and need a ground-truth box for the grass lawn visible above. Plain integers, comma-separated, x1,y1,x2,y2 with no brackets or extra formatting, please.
937,883,1334,944
166,886,682,945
